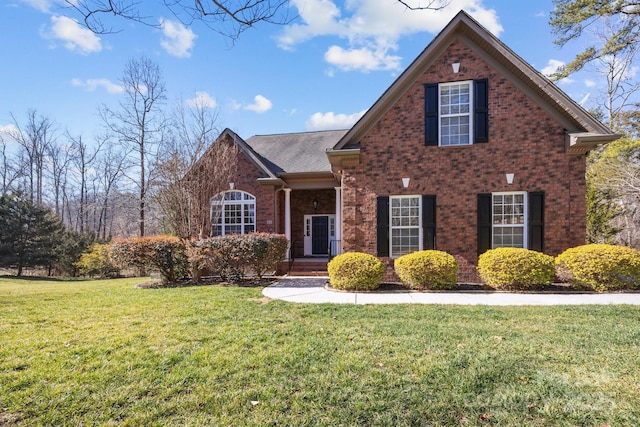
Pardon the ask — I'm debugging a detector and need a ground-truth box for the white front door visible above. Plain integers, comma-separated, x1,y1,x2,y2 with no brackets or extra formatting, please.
303,215,336,256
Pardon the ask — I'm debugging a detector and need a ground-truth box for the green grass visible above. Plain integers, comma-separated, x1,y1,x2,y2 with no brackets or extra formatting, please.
2,276,640,426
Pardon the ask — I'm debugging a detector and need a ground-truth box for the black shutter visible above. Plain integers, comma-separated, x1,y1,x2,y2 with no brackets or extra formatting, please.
529,192,544,252
424,83,438,146
422,195,436,250
473,78,489,143
477,193,492,256
376,196,390,257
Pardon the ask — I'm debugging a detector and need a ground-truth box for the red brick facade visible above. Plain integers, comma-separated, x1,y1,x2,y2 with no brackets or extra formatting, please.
339,38,586,281
194,13,615,283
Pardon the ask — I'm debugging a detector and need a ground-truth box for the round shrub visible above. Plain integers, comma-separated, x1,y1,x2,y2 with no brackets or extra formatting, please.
478,247,555,290
328,252,385,291
394,250,458,290
555,244,640,292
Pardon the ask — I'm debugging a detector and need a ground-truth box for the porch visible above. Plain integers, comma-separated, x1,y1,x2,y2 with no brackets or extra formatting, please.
278,184,343,260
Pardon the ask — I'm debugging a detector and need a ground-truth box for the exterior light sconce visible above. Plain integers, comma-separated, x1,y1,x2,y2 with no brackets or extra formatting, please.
452,62,461,73
402,177,410,188
506,173,514,184
313,198,319,211
229,182,235,189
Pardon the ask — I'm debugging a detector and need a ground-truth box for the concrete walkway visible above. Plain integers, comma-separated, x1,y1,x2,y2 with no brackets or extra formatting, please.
263,277,640,306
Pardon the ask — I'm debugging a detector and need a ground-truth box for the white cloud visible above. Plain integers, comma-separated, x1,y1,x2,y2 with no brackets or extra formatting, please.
541,59,565,76
244,95,273,113
186,91,217,108
277,0,502,73
71,77,124,94
584,79,596,88
0,124,19,140
324,44,401,72
20,0,51,12
305,109,366,130
160,18,196,58
46,15,102,54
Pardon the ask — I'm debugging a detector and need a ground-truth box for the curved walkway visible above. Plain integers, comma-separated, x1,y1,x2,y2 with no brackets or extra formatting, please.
263,277,640,306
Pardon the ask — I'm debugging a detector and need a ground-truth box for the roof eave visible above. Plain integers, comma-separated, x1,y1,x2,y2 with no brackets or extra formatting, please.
566,132,622,155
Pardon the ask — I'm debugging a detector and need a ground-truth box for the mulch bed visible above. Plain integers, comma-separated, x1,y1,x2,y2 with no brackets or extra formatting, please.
371,282,586,293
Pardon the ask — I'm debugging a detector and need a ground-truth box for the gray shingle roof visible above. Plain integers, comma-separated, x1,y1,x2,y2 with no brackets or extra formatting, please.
246,129,348,174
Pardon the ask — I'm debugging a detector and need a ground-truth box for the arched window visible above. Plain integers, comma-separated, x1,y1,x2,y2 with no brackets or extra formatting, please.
210,190,256,236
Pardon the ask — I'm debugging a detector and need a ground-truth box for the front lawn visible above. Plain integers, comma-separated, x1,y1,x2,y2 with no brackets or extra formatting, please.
1,276,640,426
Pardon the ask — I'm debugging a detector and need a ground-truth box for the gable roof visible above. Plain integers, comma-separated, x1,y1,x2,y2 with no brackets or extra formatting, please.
246,129,348,174
332,10,618,152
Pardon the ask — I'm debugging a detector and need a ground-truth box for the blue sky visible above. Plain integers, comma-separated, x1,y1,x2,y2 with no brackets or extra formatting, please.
0,0,598,143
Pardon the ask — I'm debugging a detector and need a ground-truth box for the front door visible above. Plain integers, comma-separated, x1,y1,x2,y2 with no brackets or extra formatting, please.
303,215,335,256
311,216,329,255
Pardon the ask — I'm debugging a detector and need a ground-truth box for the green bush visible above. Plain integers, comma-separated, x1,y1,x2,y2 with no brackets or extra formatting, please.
394,250,458,289
555,244,640,292
109,236,188,283
328,252,385,291
75,243,120,277
477,247,555,290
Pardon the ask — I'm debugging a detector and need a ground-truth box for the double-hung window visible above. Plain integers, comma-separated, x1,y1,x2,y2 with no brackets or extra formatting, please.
211,190,256,236
390,195,421,257
425,79,488,146
492,192,527,248
439,81,472,146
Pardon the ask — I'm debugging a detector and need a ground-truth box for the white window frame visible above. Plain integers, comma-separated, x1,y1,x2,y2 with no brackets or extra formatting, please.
210,190,256,236
389,195,422,258
439,80,473,147
492,191,527,249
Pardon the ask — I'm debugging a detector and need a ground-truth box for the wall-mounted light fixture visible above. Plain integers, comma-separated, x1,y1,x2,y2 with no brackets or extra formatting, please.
313,198,319,211
505,173,514,185
402,177,410,188
452,62,461,73
229,182,235,189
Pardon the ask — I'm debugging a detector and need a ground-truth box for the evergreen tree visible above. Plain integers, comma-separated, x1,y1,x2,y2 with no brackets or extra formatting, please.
0,193,67,276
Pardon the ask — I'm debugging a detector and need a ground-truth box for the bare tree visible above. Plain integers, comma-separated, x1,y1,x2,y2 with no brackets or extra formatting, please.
47,138,73,217
62,0,448,39
0,133,22,196
64,0,293,39
101,56,167,237
9,110,56,205
66,134,104,234
94,139,127,240
587,19,640,131
156,96,223,238
185,132,238,239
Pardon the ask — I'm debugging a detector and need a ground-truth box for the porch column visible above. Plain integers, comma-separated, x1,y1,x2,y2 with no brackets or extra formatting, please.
284,188,292,258
334,186,342,255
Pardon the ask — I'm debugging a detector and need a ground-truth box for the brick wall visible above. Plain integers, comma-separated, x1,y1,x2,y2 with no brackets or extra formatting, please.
340,38,587,282
196,140,277,236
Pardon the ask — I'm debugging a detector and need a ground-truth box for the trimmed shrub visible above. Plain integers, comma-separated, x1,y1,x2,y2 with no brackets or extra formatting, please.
328,252,385,291
245,233,289,278
478,247,555,290
187,233,288,282
394,250,458,290
75,243,120,278
109,235,188,283
555,244,640,292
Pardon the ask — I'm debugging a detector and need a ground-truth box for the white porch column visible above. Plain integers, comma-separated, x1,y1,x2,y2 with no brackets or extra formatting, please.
334,186,342,255
284,188,292,258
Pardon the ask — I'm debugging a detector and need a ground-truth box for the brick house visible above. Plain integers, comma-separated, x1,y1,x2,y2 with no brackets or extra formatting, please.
197,11,618,280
